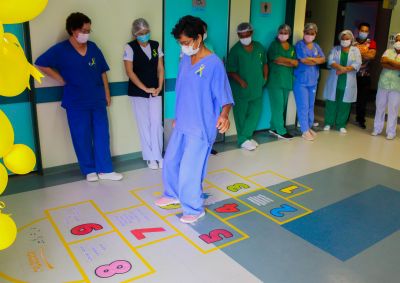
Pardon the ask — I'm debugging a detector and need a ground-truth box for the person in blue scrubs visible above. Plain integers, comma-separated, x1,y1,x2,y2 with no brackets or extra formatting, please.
36,12,123,182
155,16,234,224
294,23,326,141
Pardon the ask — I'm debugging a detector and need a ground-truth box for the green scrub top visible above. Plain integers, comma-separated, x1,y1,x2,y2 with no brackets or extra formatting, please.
267,40,296,90
337,51,349,91
227,41,267,100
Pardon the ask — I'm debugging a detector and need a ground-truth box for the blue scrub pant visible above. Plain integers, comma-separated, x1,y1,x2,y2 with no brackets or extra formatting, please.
162,129,211,215
66,107,113,175
293,82,317,133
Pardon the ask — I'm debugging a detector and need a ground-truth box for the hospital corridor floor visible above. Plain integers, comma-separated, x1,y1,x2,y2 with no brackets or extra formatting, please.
1,121,400,283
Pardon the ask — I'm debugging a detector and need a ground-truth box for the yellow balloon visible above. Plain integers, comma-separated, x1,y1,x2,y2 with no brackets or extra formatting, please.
0,26,44,97
0,163,7,195
0,110,14,157
0,0,48,24
3,144,36,175
0,212,17,250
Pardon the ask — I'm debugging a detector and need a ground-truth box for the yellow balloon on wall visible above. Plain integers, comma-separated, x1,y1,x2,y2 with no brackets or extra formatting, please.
0,110,14,157
0,0,48,24
0,211,17,250
3,144,36,175
0,164,7,195
0,27,44,97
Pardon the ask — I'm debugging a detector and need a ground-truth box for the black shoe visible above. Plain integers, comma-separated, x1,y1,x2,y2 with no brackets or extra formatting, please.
210,149,218,155
280,133,294,140
358,122,366,129
269,130,279,137
269,130,293,140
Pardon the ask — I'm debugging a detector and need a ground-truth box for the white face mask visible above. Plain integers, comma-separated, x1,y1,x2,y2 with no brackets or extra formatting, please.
304,34,315,43
181,41,200,56
278,34,289,42
341,39,351,48
394,41,400,51
240,37,252,46
203,32,207,40
76,33,89,44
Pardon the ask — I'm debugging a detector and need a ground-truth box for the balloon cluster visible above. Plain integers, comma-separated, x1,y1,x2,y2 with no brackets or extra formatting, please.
0,0,48,251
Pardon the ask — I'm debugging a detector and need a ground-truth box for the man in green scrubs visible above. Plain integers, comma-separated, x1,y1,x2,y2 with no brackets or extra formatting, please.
227,22,268,151
267,24,298,139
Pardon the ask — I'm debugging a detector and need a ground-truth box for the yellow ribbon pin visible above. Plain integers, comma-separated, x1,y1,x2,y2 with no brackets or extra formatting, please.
89,58,96,66
195,64,205,77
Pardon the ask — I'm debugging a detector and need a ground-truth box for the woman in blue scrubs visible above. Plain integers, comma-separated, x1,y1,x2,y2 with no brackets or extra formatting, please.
294,23,325,141
155,16,234,224
36,12,123,182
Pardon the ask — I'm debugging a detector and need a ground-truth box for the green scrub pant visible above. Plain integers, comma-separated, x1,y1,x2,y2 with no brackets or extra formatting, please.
268,87,290,135
324,89,351,129
233,96,263,146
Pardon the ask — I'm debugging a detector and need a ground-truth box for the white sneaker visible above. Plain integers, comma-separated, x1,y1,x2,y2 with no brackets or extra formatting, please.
180,211,205,224
313,122,319,127
241,140,256,151
157,159,163,169
86,173,98,182
386,134,396,140
98,172,123,181
250,139,259,147
323,125,331,131
371,131,379,136
147,160,158,170
339,128,347,134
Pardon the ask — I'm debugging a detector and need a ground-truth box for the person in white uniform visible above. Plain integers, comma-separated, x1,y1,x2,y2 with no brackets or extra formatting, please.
123,18,165,169
372,33,400,140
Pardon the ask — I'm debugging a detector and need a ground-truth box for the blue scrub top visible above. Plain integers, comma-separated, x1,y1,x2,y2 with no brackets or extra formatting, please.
294,40,325,86
175,54,234,145
35,40,110,109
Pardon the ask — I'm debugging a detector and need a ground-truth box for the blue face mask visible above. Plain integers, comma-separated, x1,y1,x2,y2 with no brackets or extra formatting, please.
137,33,150,43
358,32,368,40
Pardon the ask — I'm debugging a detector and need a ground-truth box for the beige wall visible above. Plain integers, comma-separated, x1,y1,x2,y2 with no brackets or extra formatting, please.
285,0,308,126
225,0,251,137
389,3,400,37
305,0,339,100
30,0,163,168
30,0,305,168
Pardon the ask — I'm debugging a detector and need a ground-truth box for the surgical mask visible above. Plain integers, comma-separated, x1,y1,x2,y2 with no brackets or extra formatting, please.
393,41,400,50
240,37,252,46
181,41,200,56
358,32,368,40
278,34,289,42
203,32,208,40
304,34,315,43
76,33,89,44
341,39,351,48
137,33,150,43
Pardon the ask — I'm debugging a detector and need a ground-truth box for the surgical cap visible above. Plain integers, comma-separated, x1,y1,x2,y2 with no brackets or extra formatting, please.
132,18,150,36
237,22,253,33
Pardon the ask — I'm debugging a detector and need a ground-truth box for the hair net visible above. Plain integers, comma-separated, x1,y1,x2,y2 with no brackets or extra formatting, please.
278,24,292,35
338,30,354,42
132,18,150,36
304,22,318,33
237,22,253,33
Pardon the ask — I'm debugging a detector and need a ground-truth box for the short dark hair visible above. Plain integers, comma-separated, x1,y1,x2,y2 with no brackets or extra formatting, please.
201,20,208,32
358,22,370,30
171,15,205,40
66,12,91,35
